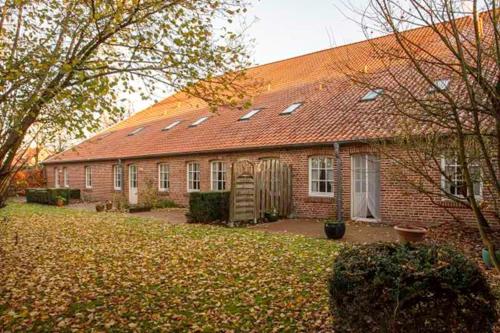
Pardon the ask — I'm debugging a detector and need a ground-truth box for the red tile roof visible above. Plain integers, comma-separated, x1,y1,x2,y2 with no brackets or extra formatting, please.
44,19,465,164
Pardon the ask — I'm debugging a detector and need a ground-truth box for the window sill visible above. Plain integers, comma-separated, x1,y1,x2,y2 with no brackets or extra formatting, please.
439,197,483,208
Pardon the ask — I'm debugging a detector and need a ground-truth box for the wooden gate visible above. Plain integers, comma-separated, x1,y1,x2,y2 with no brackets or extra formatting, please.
255,160,292,219
229,160,256,222
230,159,293,222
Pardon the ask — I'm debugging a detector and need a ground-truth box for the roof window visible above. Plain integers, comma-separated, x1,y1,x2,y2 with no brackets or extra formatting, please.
127,127,144,136
280,102,303,115
429,79,450,93
361,89,383,101
189,116,209,127
162,120,181,131
239,109,262,121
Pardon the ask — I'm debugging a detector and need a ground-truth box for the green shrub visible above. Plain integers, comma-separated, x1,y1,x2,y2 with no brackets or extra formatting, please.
329,243,497,333
47,188,71,205
26,188,49,204
188,191,230,223
155,199,178,209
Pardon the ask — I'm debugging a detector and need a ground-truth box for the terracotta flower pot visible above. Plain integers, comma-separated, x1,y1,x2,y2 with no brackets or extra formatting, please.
55,198,64,207
96,204,105,212
394,225,428,243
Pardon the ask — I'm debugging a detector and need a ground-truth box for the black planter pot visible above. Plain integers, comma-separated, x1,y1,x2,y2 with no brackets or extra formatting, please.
324,222,346,240
264,212,279,222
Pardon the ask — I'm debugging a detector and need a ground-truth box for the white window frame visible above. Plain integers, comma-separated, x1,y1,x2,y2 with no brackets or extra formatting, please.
308,156,334,197
280,102,303,115
113,165,123,191
239,109,261,120
158,163,169,192
54,168,60,188
187,162,201,192
361,88,383,101
63,167,68,187
85,166,92,189
440,157,482,199
189,116,208,127
162,120,181,131
211,161,227,191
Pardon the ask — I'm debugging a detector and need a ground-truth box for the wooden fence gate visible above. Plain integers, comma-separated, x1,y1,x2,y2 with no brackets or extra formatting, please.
230,159,292,222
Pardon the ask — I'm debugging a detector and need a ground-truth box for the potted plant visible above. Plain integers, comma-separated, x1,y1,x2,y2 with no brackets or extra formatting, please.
394,224,428,243
95,203,105,212
324,219,346,239
264,207,279,222
482,248,500,268
55,195,65,207
105,200,113,211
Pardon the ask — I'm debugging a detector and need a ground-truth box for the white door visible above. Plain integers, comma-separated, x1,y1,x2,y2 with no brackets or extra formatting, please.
351,155,380,221
129,165,138,205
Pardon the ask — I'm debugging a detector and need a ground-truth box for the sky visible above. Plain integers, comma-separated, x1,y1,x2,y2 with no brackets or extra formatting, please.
128,0,371,112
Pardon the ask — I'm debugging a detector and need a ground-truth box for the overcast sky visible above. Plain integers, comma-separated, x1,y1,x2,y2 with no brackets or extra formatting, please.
127,0,371,112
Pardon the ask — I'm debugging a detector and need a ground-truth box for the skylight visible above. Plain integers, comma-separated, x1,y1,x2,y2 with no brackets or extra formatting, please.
281,102,303,115
189,116,209,127
361,89,383,101
239,108,262,121
127,127,144,136
429,79,450,93
162,120,181,131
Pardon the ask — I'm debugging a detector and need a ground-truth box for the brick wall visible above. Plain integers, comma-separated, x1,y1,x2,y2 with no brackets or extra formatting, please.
45,143,496,227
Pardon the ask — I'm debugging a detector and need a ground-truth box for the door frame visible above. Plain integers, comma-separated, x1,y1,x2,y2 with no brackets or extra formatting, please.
350,154,381,223
128,164,138,205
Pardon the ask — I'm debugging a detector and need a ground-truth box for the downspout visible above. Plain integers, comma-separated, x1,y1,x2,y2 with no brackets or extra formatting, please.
334,142,343,222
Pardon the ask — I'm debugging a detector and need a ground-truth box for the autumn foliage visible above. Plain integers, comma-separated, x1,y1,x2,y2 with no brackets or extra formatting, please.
10,168,45,195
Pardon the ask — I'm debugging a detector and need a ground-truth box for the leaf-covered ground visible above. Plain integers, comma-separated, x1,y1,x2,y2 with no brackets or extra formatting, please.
0,203,339,332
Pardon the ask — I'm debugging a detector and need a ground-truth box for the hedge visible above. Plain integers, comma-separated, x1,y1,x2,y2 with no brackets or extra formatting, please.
188,191,230,223
328,243,497,333
26,188,80,205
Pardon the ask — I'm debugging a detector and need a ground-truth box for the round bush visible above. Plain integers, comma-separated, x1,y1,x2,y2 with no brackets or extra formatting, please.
329,243,497,333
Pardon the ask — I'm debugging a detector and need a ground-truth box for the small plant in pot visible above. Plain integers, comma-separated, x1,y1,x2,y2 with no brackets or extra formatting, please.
482,247,500,269
55,195,66,207
105,200,113,211
324,219,346,240
264,207,279,222
95,203,105,212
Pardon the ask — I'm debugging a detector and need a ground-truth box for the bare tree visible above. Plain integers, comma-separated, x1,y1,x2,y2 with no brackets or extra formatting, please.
340,0,500,271
0,0,256,207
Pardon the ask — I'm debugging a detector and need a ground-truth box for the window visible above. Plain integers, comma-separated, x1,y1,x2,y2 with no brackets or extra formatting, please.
281,102,303,115
309,157,334,197
189,116,208,127
361,89,383,101
127,127,144,136
187,162,200,192
239,109,261,120
211,161,227,191
162,120,181,131
63,167,68,187
85,166,92,189
441,157,482,198
429,79,450,93
113,165,123,191
54,168,60,188
158,163,169,191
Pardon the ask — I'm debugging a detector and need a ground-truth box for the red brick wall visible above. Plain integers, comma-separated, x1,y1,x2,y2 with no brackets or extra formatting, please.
45,144,496,227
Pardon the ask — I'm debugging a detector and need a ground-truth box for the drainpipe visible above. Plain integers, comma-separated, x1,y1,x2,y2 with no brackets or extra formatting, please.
334,143,343,222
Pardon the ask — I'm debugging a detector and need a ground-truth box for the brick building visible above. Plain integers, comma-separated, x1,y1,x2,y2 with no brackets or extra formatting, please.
43,20,492,227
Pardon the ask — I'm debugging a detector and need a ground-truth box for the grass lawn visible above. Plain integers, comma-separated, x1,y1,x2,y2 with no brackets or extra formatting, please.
0,203,339,332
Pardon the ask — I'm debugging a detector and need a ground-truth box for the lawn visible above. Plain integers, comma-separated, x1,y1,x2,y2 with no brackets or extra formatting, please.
0,203,339,332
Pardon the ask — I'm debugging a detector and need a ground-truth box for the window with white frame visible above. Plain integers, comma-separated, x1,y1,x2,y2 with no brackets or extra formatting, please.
85,166,92,189
54,168,60,188
441,157,482,198
63,167,68,187
158,163,169,191
187,162,200,192
211,161,226,191
113,165,122,190
309,157,334,197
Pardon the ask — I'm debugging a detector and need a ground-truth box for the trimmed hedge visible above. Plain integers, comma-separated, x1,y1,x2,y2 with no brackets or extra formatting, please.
329,243,497,333
188,191,230,223
26,188,78,205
